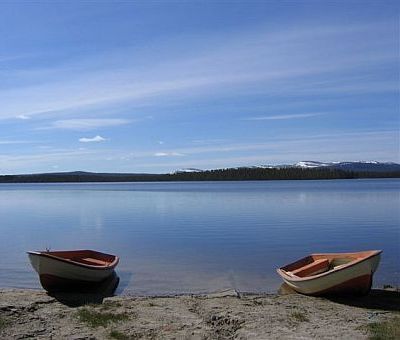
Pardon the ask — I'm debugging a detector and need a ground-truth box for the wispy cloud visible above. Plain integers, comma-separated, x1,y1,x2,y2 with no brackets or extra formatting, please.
0,149,95,174
0,139,35,145
16,114,31,120
192,138,229,145
154,152,184,157
133,130,400,170
0,22,396,120
1,13,398,174
143,129,400,158
0,53,35,63
244,113,324,121
79,135,107,143
0,129,397,174
49,118,130,130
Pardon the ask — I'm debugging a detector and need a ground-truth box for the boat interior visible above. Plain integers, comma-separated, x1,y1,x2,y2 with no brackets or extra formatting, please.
42,250,116,267
281,252,376,278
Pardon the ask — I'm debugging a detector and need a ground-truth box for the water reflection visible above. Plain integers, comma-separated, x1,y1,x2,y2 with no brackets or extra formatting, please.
0,179,399,294
115,270,133,295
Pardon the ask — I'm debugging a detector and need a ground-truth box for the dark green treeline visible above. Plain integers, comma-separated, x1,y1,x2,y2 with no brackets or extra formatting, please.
0,167,399,183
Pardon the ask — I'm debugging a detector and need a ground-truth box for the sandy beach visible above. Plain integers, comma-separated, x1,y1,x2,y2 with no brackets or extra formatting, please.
1,288,399,339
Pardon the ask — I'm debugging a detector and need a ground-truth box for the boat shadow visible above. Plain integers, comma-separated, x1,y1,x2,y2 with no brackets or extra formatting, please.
325,288,400,312
279,284,400,311
48,271,120,307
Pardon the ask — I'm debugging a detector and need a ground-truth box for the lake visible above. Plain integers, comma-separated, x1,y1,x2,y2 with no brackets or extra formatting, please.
0,179,399,295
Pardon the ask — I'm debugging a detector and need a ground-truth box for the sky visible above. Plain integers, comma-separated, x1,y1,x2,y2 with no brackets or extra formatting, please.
0,1,399,174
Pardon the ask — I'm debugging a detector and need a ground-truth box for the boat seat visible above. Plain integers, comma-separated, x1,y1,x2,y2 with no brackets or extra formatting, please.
291,259,330,277
79,257,108,266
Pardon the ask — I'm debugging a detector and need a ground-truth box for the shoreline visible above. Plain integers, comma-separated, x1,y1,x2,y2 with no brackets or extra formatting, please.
1,288,399,339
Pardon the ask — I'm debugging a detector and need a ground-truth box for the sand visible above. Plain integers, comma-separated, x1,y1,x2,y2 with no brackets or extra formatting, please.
0,288,399,339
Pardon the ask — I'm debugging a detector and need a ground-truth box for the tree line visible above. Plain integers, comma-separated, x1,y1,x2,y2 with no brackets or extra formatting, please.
0,167,399,183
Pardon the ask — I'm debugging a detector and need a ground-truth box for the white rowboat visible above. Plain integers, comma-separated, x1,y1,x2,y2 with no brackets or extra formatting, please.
27,249,119,292
277,250,382,295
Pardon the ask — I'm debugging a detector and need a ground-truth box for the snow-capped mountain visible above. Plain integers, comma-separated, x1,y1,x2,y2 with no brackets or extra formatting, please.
295,161,336,168
293,161,400,172
172,161,400,174
172,168,203,174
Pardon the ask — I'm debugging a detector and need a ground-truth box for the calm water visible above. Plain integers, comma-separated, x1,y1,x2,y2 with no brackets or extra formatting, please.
0,179,399,295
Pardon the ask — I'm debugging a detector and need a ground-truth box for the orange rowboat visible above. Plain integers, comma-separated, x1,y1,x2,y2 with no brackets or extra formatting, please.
277,250,382,295
27,249,119,292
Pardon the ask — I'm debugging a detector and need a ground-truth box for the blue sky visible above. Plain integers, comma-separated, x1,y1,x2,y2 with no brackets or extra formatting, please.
0,1,399,174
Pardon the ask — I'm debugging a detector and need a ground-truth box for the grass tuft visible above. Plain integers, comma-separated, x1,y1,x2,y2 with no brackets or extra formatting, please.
291,310,309,322
109,330,131,339
102,301,123,310
367,317,400,340
0,316,8,330
77,308,129,328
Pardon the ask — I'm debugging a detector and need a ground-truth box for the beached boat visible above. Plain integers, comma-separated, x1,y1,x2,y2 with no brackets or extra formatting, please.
277,250,382,295
27,249,119,292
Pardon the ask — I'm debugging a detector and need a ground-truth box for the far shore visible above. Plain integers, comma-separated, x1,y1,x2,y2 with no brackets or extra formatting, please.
1,164,399,184
1,288,399,339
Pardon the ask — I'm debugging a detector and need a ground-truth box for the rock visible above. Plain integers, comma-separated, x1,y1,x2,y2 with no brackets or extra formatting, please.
204,289,239,298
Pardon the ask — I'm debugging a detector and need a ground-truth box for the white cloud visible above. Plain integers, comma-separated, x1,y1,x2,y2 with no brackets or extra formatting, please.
50,118,130,130
79,135,107,143
16,114,31,120
154,152,184,157
245,113,324,121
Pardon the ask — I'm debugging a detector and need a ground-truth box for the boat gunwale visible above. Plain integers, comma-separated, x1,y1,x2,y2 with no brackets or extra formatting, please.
276,250,382,282
27,250,119,270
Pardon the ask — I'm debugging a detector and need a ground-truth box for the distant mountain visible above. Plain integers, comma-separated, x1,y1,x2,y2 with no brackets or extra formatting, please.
292,161,400,172
0,171,161,183
172,168,203,174
294,161,335,168
43,171,154,177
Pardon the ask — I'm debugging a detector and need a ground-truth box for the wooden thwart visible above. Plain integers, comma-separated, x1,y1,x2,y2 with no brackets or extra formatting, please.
291,259,329,277
80,257,108,266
